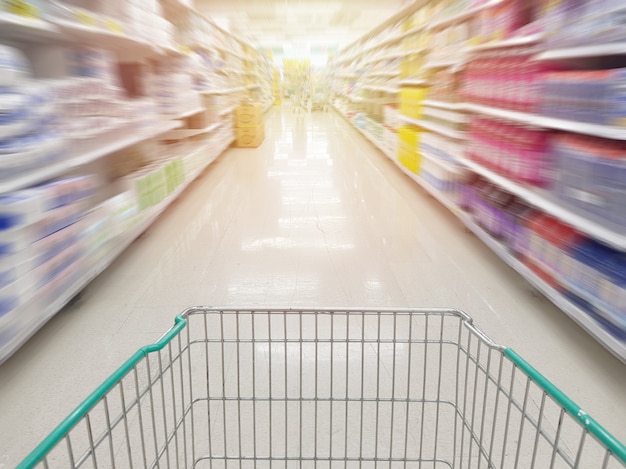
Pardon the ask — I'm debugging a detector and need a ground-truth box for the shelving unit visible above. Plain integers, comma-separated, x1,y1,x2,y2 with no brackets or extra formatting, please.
0,0,267,363
330,0,626,362
464,103,626,140
400,115,464,140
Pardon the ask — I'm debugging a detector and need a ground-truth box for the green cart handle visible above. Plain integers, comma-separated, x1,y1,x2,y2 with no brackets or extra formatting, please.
17,315,188,469
504,348,626,464
17,310,626,467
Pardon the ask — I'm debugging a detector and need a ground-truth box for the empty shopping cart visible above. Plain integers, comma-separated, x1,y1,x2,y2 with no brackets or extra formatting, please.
19,307,626,468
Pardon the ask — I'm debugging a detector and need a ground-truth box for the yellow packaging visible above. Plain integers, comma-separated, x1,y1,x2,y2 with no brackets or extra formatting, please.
236,104,263,127
398,125,422,152
235,124,265,148
398,147,421,174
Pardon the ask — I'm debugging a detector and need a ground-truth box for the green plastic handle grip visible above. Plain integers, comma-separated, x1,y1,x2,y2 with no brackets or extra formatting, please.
17,315,187,469
504,348,626,464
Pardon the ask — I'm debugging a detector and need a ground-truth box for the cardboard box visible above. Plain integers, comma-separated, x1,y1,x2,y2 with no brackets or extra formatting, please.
236,104,263,127
235,124,265,148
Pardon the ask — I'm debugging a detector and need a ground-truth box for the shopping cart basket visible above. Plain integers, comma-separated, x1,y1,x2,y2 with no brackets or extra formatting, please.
19,307,626,468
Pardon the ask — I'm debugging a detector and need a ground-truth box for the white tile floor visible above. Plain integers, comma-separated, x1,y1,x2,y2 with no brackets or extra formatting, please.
1,106,625,468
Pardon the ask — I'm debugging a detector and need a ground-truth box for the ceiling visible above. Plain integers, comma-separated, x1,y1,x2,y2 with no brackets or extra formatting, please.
196,0,409,52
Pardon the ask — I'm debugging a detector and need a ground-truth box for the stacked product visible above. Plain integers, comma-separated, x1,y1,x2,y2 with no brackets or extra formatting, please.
461,46,547,113
235,102,264,148
425,69,461,103
149,57,201,118
43,0,176,49
466,117,551,186
542,0,626,48
472,0,538,44
421,105,466,134
0,46,65,182
0,176,97,341
551,134,626,227
383,105,401,157
541,69,626,126
397,126,422,173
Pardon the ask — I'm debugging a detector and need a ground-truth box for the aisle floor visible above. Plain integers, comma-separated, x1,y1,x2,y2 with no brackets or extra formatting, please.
1,106,625,467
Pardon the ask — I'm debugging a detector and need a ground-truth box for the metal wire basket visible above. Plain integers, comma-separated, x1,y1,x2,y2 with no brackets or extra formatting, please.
19,307,626,468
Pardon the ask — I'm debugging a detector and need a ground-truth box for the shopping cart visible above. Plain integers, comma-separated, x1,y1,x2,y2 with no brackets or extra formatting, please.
19,307,626,468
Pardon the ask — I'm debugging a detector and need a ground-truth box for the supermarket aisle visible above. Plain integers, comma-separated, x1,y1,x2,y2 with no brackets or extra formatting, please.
1,106,625,466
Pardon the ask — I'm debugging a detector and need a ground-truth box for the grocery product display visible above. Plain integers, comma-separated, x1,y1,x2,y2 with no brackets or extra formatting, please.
0,0,271,363
330,0,626,361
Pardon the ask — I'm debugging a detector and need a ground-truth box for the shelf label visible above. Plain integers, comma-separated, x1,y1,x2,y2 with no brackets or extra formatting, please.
76,10,97,27
6,0,40,19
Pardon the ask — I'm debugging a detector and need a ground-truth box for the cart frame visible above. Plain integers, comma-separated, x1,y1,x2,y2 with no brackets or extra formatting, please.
18,307,626,468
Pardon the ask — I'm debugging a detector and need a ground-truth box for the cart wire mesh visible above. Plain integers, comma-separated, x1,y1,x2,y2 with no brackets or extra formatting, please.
18,307,626,468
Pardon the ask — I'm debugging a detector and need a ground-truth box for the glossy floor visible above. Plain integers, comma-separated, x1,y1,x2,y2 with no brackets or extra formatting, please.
1,107,625,467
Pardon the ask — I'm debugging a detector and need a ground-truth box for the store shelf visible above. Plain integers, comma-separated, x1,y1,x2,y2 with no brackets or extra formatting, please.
422,100,465,111
398,78,430,86
428,0,504,30
51,18,157,58
424,56,466,70
218,105,237,116
340,102,626,362
334,105,393,161
469,33,544,52
264,102,273,113
0,11,59,41
367,71,400,78
0,120,181,196
456,155,626,250
200,86,247,95
421,150,464,174
464,103,626,140
462,219,626,363
172,107,205,119
0,132,234,365
536,42,626,61
362,85,400,93
422,106,468,124
363,51,406,64
161,122,222,140
400,115,465,140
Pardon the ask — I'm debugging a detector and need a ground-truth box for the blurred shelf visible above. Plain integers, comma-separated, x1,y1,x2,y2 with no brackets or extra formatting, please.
463,219,626,364
0,133,234,365
363,51,406,64
51,18,157,58
336,100,626,363
400,115,465,140
171,107,205,119
536,42,626,61
456,155,626,250
263,102,273,113
469,33,544,52
428,0,504,30
420,150,464,173
399,78,430,86
367,71,400,78
200,86,247,95
424,56,466,70
362,84,400,93
464,103,626,140
218,105,237,116
422,100,465,111
0,120,181,195
161,122,222,139
0,11,59,41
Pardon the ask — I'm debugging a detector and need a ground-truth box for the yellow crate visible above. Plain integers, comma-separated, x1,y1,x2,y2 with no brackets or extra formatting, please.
235,124,265,148
236,104,263,127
